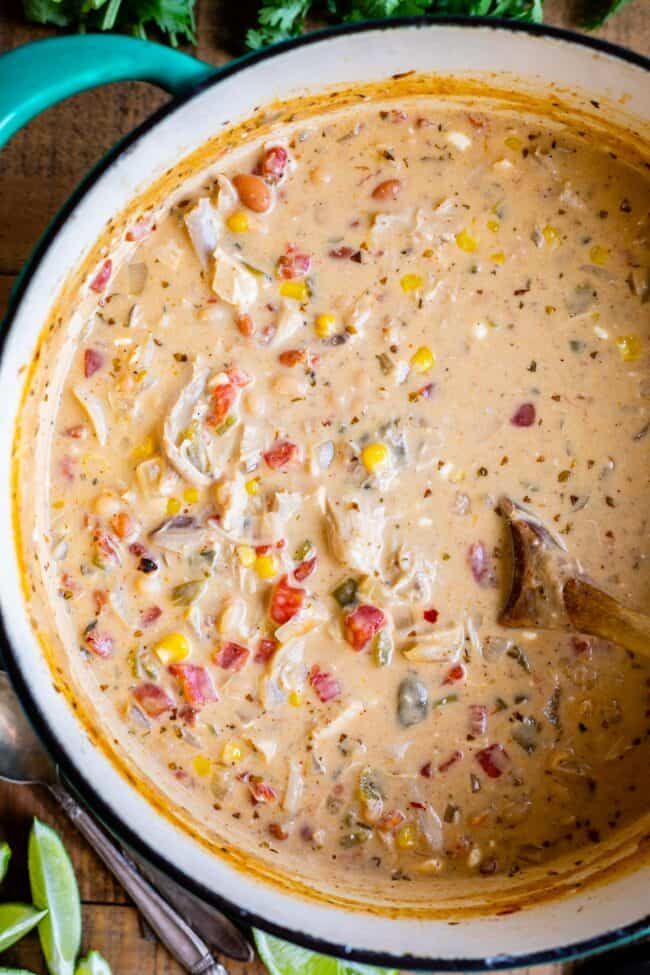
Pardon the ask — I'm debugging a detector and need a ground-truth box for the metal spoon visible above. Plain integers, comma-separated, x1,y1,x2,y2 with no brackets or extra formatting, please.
0,670,252,972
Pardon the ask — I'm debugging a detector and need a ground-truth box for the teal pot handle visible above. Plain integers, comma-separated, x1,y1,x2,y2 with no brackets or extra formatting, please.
0,34,216,150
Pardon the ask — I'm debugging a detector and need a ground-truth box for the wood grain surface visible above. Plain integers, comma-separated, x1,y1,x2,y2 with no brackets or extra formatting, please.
0,2,648,971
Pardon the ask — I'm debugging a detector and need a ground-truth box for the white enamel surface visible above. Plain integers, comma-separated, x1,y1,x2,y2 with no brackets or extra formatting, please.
1,24,648,965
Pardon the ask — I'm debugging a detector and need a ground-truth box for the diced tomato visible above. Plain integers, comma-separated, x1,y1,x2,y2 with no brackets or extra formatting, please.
442,663,466,685
309,665,342,703
236,314,254,337
377,809,405,832
468,704,488,736
133,682,175,717
140,605,162,627
92,590,108,615
438,750,463,773
329,246,355,260
278,348,306,367
476,743,509,779
215,641,250,671
84,629,113,658
277,244,311,280
423,608,439,624
249,777,278,804
255,544,272,556
269,575,304,625
125,217,154,242
178,705,199,726
84,348,104,378
89,259,112,293
260,146,289,183
255,636,278,663
294,556,317,582
60,456,75,482
343,604,385,651
264,439,299,470
169,663,217,707
511,402,536,427
226,365,253,388
207,381,236,426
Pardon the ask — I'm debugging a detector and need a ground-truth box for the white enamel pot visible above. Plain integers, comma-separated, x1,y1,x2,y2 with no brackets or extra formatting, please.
0,19,648,970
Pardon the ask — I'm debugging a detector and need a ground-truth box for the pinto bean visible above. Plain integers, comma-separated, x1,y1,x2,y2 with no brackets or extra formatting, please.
372,179,402,201
233,173,271,213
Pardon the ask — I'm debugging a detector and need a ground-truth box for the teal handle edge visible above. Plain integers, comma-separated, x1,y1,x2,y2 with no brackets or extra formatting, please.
0,35,216,151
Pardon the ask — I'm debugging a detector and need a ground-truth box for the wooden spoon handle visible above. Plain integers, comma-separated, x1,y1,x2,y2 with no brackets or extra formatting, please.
564,578,650,657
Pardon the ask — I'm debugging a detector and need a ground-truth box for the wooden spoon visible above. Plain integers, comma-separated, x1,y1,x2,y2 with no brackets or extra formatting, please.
498,496,650,656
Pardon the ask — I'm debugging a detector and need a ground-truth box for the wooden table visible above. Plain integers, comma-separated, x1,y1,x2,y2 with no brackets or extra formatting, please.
0,2,648,971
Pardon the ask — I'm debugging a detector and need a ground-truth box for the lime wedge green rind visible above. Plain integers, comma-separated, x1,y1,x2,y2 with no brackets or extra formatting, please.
254,929,398,975
74,952,112,975
0,903,48,953
0,968,39,974
28,819,81,975
0,845,10,884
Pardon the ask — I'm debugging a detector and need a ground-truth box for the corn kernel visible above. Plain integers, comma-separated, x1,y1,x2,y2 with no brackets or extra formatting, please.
166,497,182,515
400,273,424,293
183,486,200,504
410,346,435,373
52,499,65,510
154,632,191,665
227,210,249,233
361,442,389,474
504,135,523,150
616,335,643,362
589,245,609,265
396,823,418,850
280,280,309,302
237,545,257,568
542,225,560,246
221,740,243,765
455,230,478,253
288,691,302,707
245,477,260,496
315,313,336,338
131,436,155,462
255,553,279,579
545,305,556,315
490,251,505,265
192,754,212,777
487,218,500,233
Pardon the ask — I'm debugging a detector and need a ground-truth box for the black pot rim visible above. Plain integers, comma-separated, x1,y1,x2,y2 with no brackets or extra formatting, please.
1,16,648,971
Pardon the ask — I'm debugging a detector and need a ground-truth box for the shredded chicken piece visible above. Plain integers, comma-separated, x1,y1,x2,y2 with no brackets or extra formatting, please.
325,493,385,575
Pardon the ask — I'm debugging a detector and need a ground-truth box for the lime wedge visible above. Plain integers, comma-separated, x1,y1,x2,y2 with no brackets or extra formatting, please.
0,844,10,884
74,952,112,975
0,903,48,952
0,968,39,974
28,819,81,975
254,930,397,975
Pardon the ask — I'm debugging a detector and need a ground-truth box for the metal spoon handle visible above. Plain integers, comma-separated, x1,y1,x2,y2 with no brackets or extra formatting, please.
49,782,227,975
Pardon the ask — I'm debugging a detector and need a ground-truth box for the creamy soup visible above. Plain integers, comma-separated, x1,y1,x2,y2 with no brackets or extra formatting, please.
15,95,650,901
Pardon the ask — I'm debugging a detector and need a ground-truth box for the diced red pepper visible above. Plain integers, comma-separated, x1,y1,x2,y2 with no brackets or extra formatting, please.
260,146,288,183
84,629,113,658
249,777,278,803
309,665,342,703
140,605,162,627
294,556,317,582
343,604,385,651
169,663,217,707
236,313,254,337
329,246,355,260
277,244,311,280
255,636,278,663
269,575,304,625
278,348,306,367
215,641,250,671
423,608,439,624
511,402,536,427
133,682,175,717
468,704,488,736
84,348,104,378
476,743,509,779
438,750,463,773
442,663,465,685
207,382,236,426
89,259,112,293
264,439,299,470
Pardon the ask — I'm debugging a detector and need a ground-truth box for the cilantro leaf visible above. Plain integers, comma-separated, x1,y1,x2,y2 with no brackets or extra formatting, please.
246,0,314,48
22,0,196,44
583,0,634,29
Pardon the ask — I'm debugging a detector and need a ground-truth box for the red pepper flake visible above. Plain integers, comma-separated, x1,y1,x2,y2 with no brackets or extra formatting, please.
133,682,175,717
264,439,299,470
476,743,509,779
277,244,311,280
510,402,536,427
249,777,278,804
423,608,439,624
84,629,113,658
309,665,342,703
89,259,112,293
268,822,289,841
294,556,317,582
442,663,465,685
84,348,104,378
269,575,304,625
343,604,385,651
438,750,463,773
214,641,250,671
169,663,217,707
178,705,199,726
140,605,162,627
468,704,488,736
259,146,288,184
328,245,355,260
255,636,278,663
420,761,433,778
